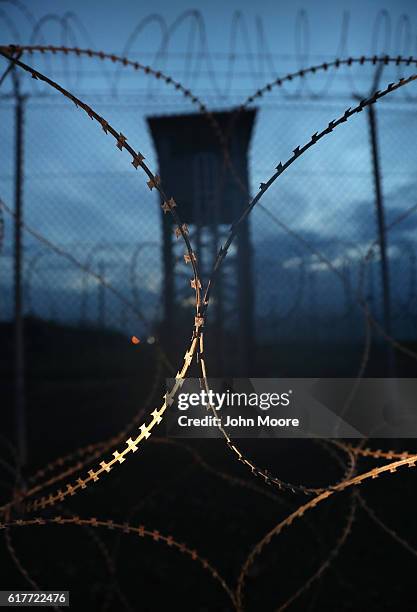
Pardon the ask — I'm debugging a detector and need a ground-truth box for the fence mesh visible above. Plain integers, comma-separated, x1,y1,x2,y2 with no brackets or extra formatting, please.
1,91,416,349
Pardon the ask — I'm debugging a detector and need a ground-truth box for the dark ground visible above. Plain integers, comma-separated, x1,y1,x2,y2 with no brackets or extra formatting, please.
0,318,416,611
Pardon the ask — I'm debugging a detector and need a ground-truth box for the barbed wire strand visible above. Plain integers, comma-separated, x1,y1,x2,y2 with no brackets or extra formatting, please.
197,71,417,496
276,494,357,612
0,515,237,609
354,489,417,558
2,48,417,506
0,48,204,513
235,453,417,609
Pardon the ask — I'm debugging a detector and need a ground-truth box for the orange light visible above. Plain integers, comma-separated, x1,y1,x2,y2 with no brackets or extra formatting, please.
131,336,140,345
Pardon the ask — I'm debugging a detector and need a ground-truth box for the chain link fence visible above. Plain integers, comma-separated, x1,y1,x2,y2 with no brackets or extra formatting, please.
1,89,417,349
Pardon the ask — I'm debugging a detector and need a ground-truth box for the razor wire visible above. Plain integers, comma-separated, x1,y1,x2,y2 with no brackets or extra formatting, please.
1,39,417,612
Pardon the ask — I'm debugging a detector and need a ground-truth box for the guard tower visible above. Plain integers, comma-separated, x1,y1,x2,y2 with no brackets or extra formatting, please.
147,110,256,375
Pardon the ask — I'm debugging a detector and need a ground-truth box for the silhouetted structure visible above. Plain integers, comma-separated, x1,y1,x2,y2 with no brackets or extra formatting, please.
147,109,256,374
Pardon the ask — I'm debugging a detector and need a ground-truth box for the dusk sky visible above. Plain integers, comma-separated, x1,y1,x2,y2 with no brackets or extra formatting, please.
1,0,417,338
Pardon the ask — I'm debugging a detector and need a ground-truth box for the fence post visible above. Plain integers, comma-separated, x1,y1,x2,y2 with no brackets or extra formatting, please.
366,66,395,375
98,260,106,328
13,80,27,471
368,104,392,329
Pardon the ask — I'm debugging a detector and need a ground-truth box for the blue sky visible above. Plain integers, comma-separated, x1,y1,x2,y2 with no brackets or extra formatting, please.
1,1,417,338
